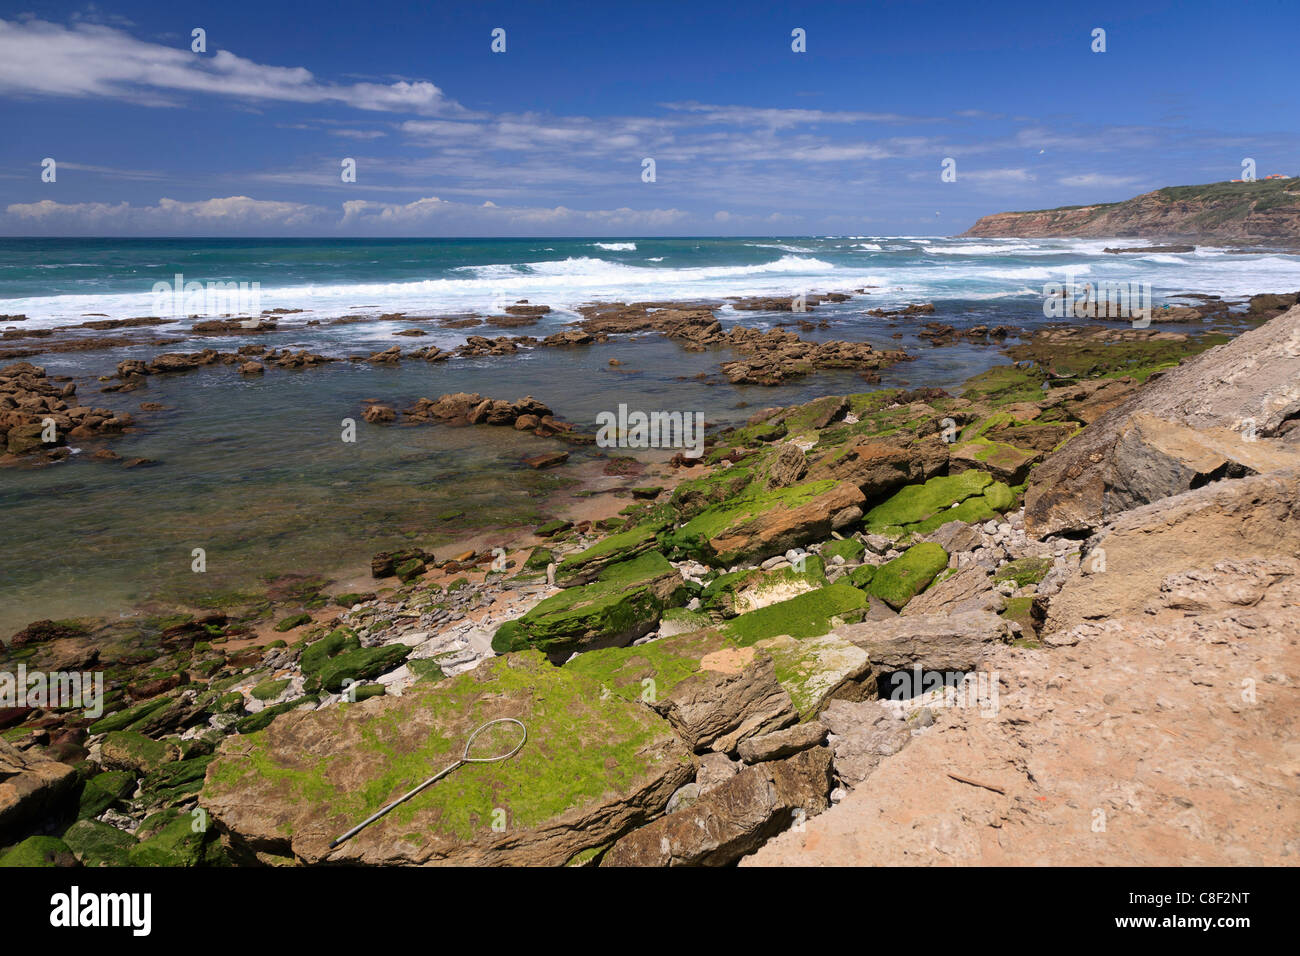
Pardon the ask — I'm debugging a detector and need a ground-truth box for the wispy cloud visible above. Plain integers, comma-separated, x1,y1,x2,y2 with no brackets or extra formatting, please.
6,195,691,235
0,18,463,115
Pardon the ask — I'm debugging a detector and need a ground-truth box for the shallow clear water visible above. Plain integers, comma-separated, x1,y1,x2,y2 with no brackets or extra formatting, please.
1,235,1286,634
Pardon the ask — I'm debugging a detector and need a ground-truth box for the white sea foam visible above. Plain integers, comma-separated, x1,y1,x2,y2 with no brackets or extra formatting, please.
4,239,1296,332
591,242,636,251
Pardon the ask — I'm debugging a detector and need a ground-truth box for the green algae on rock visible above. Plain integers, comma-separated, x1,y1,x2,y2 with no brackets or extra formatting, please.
200,650,693,866
721,582,869,646
128,807,228,866
869,543,950,610
565,628,735,704
993,556,1054,588
699,555,828,618
554,520,666,586
77,769,136,820
493,550,686,657
663,479,865,567
863,469,1005,536
100,730,181,774
0,834,74,867
820,537,866,564
61,819,138,867
300,628,409,694
756,633,875,720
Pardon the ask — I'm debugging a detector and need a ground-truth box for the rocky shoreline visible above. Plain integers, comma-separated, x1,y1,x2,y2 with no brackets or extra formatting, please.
4,289,1289,468
1,290,1297,867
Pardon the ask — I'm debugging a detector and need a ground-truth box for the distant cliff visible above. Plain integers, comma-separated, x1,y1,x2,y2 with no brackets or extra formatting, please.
962,177,1300,240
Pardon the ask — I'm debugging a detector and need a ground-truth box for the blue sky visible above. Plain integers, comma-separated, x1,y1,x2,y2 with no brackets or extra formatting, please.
0,0,1295,236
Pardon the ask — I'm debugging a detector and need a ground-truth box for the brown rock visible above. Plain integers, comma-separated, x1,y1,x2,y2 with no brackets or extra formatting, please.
361,404,396,424
653,649,796,753
524,451,568,469
1025,307,1300,537
737,722,829,764
0,738,79,839
600,746,833,866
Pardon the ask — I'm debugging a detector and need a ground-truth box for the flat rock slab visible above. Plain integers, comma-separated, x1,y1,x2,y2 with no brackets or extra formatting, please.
201,651,693,865
837,611,1015,672
737,721,829,764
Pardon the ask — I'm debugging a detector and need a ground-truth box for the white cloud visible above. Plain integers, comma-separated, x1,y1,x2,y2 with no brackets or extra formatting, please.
8,195,326,230
0,18,462,115
1058,173,1142,188
6,195,690,235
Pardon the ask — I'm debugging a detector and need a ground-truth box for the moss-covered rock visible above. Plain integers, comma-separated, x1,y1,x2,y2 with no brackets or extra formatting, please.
127,809,222,866
699,555,828,617
667,464,756,517
1001,596,1041,642
407,659,446,684
215,691,245,714
250,677,290,701
274,612,312,632
554,520,666,585
523,547,554,571
534,519,573,537
565,628,734,704
138,755,216,809
994,556,1053,588
351,683,387,702
869,543,950,610
757,633,876,720
960,364,1048,406
721,582,870,646
300,629,409,694
86,695,171,735
77,769,137,820
864,471,992,530
233,695,319,734
200,650,694,866
61,819,137,867
846,564,877,589
656,606,716,637
863,470,1016,537
493,551,686,657
100,731,181,774
0,835,75,867
664,479,864,567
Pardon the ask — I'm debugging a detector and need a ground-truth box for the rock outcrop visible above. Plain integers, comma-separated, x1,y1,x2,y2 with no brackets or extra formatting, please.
1024,306,1300,536
962,177,1300,240
746,472,1300,866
